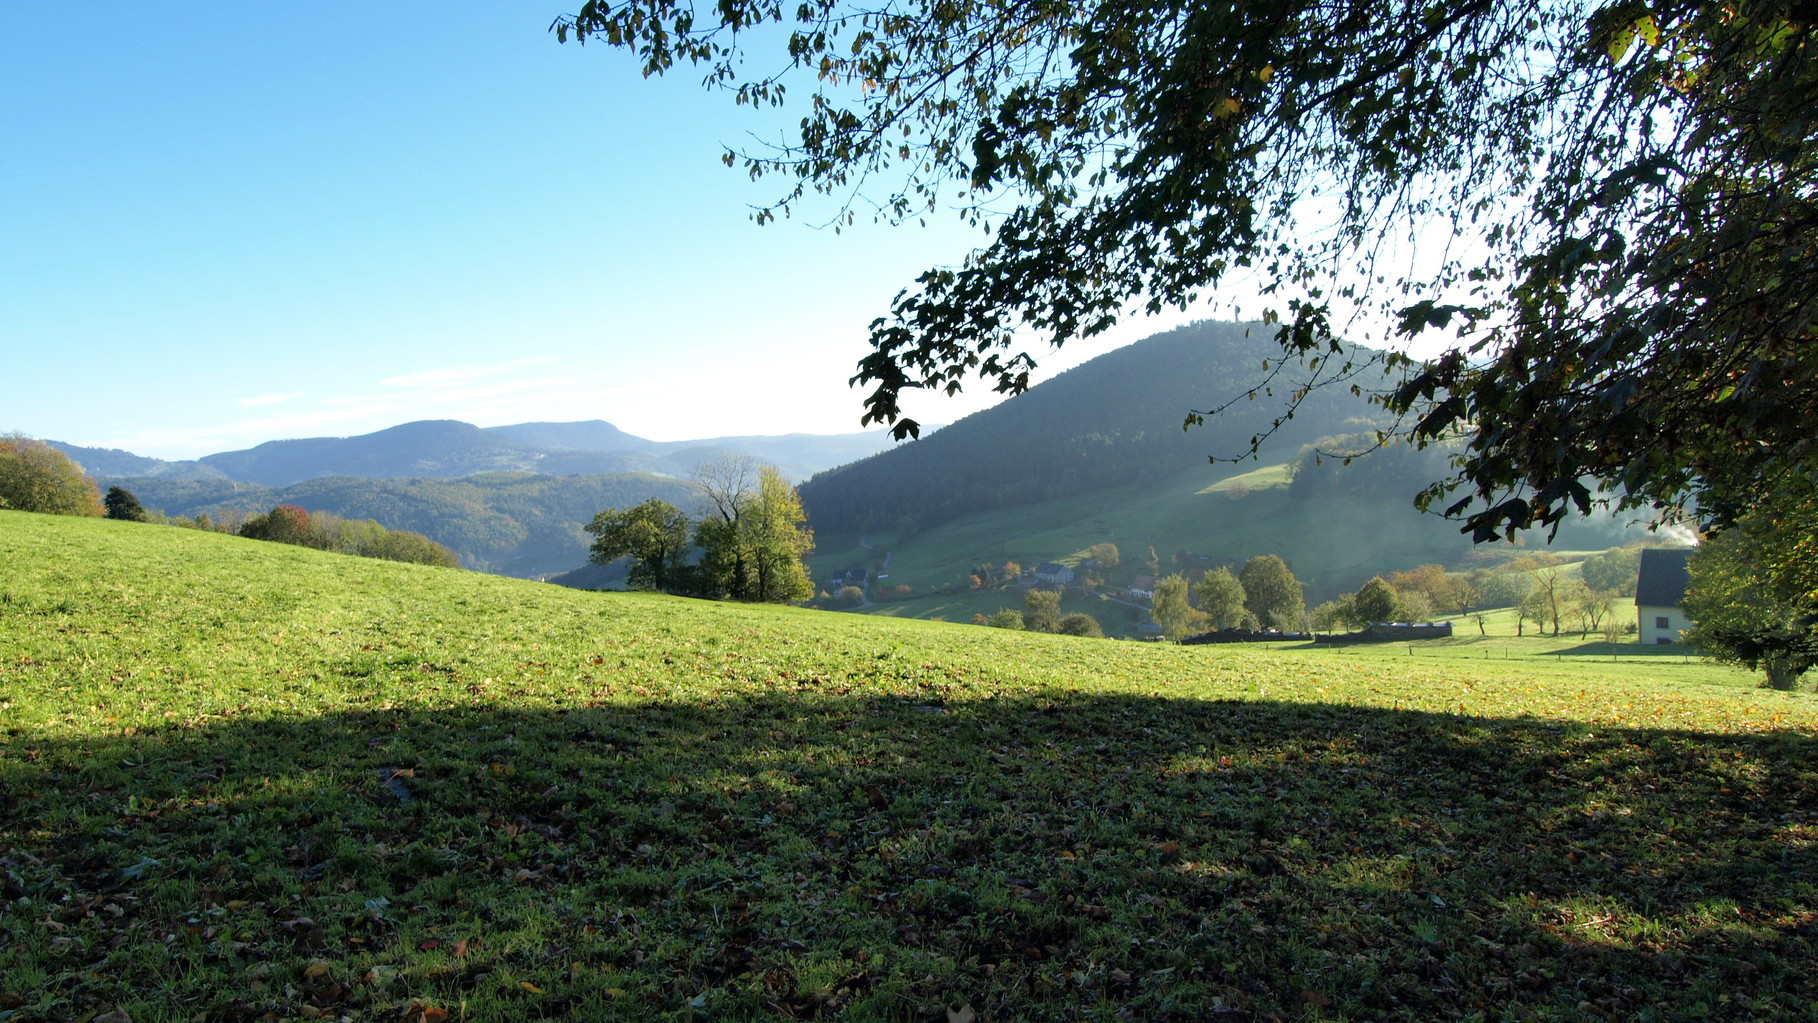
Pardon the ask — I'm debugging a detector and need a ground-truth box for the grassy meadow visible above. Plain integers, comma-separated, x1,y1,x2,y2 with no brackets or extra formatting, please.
809,459,1652,619
4,511,1818,1021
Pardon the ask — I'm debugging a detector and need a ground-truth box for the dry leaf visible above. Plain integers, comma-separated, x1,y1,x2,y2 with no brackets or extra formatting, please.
93,1010,132,1023
948,1004,978,1023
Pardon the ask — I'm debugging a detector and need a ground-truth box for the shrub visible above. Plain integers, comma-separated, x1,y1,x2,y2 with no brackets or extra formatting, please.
1056,613,1104,638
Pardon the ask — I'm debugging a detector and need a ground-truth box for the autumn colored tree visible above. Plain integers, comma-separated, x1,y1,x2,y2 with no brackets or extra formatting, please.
693,462,815,603
240,505,325,548
0,434,102,516
1151,574,1208,641
743,466,816,603
1085,543,1120,571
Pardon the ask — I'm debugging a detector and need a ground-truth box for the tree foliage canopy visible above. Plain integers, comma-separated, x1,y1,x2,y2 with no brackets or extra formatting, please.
1192,567,1248,630
586,498,693,591
559,0,1818,537
1151,574,1207,641
103,486,149,522
0,434,102,517
1239,555,1305,630
1684,481,1818,688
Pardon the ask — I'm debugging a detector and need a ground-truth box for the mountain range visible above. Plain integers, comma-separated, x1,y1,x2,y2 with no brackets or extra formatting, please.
53,419,901,487
54,320,1657,592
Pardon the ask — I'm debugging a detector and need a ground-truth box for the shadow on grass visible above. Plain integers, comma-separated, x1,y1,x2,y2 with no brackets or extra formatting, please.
1551,640,1702,660
4,693,1815,1021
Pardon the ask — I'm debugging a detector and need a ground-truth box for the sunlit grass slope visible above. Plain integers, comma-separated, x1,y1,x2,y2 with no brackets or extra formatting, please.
812,461,1641,610
4,511,1818,1021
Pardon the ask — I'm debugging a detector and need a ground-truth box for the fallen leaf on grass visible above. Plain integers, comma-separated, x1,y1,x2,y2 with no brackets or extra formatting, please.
520,981,542,994
282,917,327,947
948,1004,978,1023
92,1009,132,1023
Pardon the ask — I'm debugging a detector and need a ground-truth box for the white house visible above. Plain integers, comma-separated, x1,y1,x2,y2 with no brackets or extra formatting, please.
1636,547,1694,644
1033,562,1075,586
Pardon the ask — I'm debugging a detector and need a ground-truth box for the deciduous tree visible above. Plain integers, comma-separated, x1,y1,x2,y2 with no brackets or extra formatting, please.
585,498,693,591
240,505,326,548
1684,482,1818,689
103,486,148,522
744,466,816,603
1151,574,1207,641
1239,555,1304,631
1580,546,1643,598
1085,543,1120,572
1192,567,1247,630
1351,577,1400,625
693,463,815,603
0,434,102,517
1023,588,1062,633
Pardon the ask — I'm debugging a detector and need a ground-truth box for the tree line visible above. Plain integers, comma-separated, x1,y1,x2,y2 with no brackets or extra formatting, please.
585,457,814,604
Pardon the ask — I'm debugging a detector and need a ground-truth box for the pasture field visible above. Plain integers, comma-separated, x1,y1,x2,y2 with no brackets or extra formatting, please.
3,511,1817,1021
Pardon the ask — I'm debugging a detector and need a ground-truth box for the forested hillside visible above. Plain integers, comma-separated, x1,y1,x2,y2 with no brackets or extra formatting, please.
799,321,1386,536
45,441,225,480
106,471,699,577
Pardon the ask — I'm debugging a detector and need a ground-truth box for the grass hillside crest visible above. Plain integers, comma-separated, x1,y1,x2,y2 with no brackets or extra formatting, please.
3,511,1816,1020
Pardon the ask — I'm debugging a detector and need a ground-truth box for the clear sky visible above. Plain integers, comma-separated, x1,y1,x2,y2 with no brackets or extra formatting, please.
2,2,1237,461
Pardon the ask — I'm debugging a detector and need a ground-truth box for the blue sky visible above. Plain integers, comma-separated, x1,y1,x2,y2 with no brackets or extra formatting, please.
2,1,1231,460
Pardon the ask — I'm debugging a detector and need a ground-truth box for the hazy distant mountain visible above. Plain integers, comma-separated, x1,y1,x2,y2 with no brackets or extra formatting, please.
46,441,227,481
100,418,906,487
484,420,654,453
195,420,655,486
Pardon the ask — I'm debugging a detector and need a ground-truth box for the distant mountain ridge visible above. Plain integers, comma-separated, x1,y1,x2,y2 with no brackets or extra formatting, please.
45,441,227,481
53,418,903,488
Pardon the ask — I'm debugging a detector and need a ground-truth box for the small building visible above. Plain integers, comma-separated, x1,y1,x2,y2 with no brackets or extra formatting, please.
1636,547,1695,644
1033,562,1075,586
826,567,867,590
1129,575,1156,601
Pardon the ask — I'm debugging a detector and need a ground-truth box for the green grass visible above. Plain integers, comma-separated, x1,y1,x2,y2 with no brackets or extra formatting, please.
5,511,1818,1021
854,589,1151,637
810,461,1644,610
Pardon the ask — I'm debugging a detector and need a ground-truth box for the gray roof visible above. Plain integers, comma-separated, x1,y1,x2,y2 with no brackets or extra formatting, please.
1635,547,1694,607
